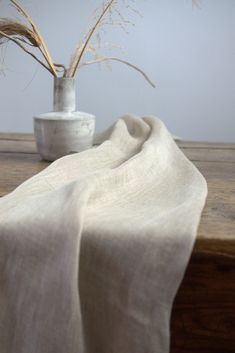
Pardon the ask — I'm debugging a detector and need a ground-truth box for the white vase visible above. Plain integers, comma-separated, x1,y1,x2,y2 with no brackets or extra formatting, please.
34,77,95,161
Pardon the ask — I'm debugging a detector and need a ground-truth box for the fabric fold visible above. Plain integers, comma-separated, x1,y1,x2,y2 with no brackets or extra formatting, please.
0,116,207,353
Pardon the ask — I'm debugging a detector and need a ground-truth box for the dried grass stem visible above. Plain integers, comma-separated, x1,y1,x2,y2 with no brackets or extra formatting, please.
81,57,156,87
68,0,117,77
10,0,57,77
0,30,53,74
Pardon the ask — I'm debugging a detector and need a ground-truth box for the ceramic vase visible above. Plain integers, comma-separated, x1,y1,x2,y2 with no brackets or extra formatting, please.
34,77,95,161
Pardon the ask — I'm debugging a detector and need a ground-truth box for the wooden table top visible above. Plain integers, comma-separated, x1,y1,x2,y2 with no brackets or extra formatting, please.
0,132,235,255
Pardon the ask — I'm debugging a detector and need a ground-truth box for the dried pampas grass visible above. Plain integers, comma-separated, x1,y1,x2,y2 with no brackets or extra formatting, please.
0,19,40,46
0,0,57,76
0,0,157,86
67,0,118,77
0,0,199,86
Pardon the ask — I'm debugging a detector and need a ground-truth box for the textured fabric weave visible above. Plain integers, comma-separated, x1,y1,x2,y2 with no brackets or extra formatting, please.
0,116,207,353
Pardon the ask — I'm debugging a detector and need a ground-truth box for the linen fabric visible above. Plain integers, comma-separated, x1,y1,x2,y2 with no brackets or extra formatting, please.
0,116,207,353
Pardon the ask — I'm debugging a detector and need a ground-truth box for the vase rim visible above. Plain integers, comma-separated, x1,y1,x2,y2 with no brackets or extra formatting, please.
54,76,75,81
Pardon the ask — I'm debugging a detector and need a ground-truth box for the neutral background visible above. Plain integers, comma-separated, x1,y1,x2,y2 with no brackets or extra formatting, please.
0,0,234,142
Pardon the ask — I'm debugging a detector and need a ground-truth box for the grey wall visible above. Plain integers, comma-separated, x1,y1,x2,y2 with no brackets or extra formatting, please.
0,0,234,142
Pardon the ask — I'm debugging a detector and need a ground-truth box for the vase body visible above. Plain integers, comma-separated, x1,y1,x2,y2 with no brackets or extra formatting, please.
34,77,95,161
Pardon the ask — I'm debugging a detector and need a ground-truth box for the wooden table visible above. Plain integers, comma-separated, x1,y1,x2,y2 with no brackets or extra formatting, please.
0,133,235,352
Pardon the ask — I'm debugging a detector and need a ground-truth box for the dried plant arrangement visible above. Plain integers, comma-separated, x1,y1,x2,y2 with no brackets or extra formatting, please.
0,0,201,161
0,0,155,87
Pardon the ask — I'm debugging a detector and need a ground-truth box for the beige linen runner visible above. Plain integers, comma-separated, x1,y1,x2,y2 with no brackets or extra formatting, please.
0,116,207,353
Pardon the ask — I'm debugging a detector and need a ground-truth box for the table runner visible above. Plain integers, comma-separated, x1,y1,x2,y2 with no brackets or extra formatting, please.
0,115,207,353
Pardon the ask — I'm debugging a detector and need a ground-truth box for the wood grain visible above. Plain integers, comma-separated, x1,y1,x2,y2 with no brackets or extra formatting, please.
0,133,235,353
171,251,235,352
0,132,35,141
0,152,48,197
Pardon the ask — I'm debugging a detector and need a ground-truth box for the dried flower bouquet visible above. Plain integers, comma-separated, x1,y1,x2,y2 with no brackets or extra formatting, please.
0,0,155,87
